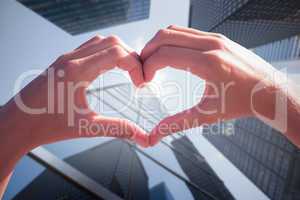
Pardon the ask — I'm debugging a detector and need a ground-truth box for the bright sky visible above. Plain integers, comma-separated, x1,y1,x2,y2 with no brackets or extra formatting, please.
0,0,269,199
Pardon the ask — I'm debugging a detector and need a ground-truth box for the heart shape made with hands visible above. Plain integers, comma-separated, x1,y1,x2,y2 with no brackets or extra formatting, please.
107,44,207,148
84,25,241,148
95,39,208,147
9,25,266,155
125,58,200,148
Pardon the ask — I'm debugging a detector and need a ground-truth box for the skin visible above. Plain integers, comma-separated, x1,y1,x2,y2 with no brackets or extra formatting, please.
140,25,300,146
0,35,149,198
1,25,300,198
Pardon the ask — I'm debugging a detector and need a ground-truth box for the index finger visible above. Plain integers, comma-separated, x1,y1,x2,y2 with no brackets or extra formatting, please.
141,28,220,61
143,45,212,82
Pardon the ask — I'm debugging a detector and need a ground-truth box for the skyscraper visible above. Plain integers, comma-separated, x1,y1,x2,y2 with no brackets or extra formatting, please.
189,0,300,48
190,1,300,198
171,136,235,200
203,118,300,200
17,0,150,35
150,183,175,200
13,139,149,200
253,35,300,62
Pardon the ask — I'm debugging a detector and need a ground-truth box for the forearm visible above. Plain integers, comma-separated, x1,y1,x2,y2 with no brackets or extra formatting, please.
284,89,300,146
252,80,300,147
0,102,31,198
0,173,12,199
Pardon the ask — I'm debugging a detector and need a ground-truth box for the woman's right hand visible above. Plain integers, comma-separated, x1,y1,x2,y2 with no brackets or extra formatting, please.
141,25,298,146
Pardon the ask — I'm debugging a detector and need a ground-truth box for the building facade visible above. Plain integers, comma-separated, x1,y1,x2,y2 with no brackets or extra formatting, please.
203,118,300,200
17,0,150,35
150,183,175,200
189,0,300,48
190,1,300,199
253,35,300,62
171,136,234,200
13,140,149,200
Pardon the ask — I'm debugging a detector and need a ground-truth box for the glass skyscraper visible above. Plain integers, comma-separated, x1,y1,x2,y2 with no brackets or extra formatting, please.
253,35,300,62
203,118,300,200
17,0,150,35
150,183,175,200
189,0,300,48
4,83,234,200
13,139,149,200
190,1,300,199
171,136,234,200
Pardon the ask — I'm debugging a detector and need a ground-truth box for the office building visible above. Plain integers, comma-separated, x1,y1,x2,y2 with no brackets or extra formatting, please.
17,0,150,35
13,139,149,200
203,118,300,200
171,136,235,200
253,35,300,62
150,183,175,200
191,1,300,198
189,0,300,48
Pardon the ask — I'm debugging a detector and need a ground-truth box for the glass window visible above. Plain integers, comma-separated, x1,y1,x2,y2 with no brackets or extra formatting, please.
262,171,270,192
268,173,277,198
136,151,196,200
273,179,284,200
3,156,46,200
280,156,290,178
257,165,265,188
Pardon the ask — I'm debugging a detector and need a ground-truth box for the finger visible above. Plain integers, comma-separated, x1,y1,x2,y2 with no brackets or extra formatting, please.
125,52,145,87
69,35,124,60
149,98,218,146
85,116,149,147
143,45,212,82
141,28,220,60
75,35,104,50
70,37,144,87
76,45,144,86
105,37,145,87
63,35,104,60
167,25,226,39
167,25,208,35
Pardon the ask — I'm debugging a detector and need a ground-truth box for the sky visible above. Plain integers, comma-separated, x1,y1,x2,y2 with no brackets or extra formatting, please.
0,0,270,199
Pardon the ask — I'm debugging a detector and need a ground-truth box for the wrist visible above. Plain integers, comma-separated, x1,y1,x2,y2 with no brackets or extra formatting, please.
250,80,277,119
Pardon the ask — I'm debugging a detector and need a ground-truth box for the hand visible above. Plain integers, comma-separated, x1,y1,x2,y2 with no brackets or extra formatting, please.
0,35,149,180
141,25,287,146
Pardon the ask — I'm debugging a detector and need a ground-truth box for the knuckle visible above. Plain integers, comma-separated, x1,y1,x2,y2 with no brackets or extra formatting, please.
106,35,121,45
209,37,225,49
55,53,73,66
60,60,80,78
56,54,66,63
63,59,79,68
167,24,177,29
214,33,226,40
156,29,170,39
93,35,102,42
205,50,223,64
109,45,125,58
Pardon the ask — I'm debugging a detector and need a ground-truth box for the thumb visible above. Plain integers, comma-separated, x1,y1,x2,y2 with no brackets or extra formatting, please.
80,115,149,147
149,98,219,146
